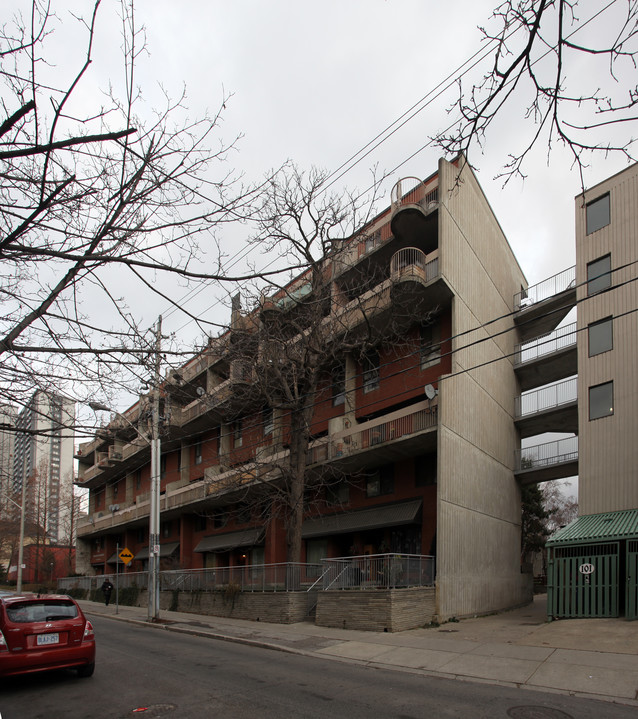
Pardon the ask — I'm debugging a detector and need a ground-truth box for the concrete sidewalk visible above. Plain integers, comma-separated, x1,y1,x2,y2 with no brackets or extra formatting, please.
78,594,638,707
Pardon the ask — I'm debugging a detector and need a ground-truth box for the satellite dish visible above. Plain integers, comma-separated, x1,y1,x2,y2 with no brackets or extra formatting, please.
424,384,437,400
196,386,206,397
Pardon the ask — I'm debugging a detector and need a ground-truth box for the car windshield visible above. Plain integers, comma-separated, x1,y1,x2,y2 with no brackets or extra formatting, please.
6,600,78,623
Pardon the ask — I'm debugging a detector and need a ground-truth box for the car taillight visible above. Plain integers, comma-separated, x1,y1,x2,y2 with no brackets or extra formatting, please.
83,620,95,641
0,629,7,651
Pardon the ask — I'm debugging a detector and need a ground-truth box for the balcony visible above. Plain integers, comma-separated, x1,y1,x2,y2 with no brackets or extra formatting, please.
515,436,578,485
390,177,439,251
514,267,576,342
515,377,578,438
308,399,439,470
514,322,577,392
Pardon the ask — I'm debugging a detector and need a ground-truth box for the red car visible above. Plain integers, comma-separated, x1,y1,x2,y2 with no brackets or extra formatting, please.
0,594,95,678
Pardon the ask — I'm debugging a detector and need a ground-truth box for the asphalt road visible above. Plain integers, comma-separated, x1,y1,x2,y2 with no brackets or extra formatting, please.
1,615,636,719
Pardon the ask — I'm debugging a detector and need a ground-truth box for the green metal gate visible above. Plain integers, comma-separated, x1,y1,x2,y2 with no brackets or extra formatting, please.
627,540,638,621
548,542,619,619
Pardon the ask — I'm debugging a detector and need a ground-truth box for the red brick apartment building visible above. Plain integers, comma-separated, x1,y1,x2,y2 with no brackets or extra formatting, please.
75,156,578,620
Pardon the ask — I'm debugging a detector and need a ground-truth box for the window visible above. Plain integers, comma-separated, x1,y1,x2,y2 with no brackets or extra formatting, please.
262,408,274,436
135,470,142,490
587,254,611,295
332,363,345,406
586,193,610,235
194,439,202,465
326,480,350,506
160,455,167,480
195,514,207,532
136,528,145,543
589,381,614,420
366,465,394,497
420,323,441,370
234,420,243,448
362,351,380,393
415,454,437,487
161,521,171,538
588,317,613,357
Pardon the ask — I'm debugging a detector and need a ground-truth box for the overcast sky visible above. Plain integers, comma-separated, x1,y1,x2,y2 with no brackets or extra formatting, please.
15,1,634,496
26,0,632,349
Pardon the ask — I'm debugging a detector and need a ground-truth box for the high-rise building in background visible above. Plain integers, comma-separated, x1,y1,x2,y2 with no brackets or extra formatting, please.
11,391,75,544
0,403,18,504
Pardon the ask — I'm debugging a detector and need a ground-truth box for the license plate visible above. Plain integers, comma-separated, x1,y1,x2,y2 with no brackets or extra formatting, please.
37,633,59,646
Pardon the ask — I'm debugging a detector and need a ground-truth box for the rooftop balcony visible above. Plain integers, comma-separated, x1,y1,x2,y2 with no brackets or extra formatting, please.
514,322,577,392
515,377,578,439
390,177,439,251
514,267,576,342
515,436,578,485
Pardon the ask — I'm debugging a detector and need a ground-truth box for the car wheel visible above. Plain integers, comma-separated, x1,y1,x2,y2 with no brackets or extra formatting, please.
77,662,95,678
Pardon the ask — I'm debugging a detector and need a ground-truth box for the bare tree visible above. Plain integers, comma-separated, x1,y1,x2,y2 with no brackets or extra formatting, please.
0,0,275,426
542,479,578,534
435,0,638,186
172,166,438,563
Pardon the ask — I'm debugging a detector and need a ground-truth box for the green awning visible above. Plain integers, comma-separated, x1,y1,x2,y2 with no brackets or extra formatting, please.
302,499,422,539
134,541,179,561
194,528,263,553
547,509,638,547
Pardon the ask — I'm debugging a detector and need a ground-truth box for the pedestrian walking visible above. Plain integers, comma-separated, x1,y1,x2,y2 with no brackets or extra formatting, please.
100,578,114,606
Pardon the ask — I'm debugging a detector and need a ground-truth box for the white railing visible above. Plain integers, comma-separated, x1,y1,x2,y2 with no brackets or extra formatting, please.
517,436,578,471
514,266,576,310
515,322,577,365
516,377,577,418
391,178,438,213
321,554,435,590
390,247,439,284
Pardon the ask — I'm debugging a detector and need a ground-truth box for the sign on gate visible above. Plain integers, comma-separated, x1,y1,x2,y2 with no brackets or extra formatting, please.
579,563,595,575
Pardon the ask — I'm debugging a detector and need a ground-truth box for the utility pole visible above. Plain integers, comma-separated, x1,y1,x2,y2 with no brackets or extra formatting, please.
147,316,162,622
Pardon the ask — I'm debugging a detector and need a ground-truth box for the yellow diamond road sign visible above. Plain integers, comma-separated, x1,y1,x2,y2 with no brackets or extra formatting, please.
119,548,134,565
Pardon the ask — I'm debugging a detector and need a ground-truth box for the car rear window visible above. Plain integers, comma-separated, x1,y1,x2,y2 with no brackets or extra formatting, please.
6,600,79,623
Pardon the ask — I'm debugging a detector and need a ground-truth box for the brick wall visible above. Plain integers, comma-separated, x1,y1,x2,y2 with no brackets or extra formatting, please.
315,587,436,632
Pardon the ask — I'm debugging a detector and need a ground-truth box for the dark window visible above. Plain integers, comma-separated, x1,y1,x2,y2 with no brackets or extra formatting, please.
586,193,610,235
135,470,142,490
589,381,614,420
194,514,207,532
161,521,171,538
160,455,167,480
235,502,251,524
234,420,243,448
421,323,441,370
332,363,346,406
362,351,380,393
137,528,145,543
415,454,437,487
326,480,350,506
262,408,274,436
366,466,394,497
587,254,611,296
194,439,203,465
213,511,228,529
588,317,613,357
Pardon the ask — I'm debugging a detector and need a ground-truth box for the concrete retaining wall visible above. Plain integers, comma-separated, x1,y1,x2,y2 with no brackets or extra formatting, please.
136,589,309,624
315,587,436,632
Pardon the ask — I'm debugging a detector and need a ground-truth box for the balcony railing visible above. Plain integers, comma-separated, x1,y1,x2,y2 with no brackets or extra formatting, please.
515,377,577,418
308,401,438,464
390,247,439,284
514,322,577,365
516,436,578,471
391,178,438,213
514,266,576,310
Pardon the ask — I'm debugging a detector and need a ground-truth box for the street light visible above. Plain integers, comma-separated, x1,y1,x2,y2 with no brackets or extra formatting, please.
88,396,161,622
